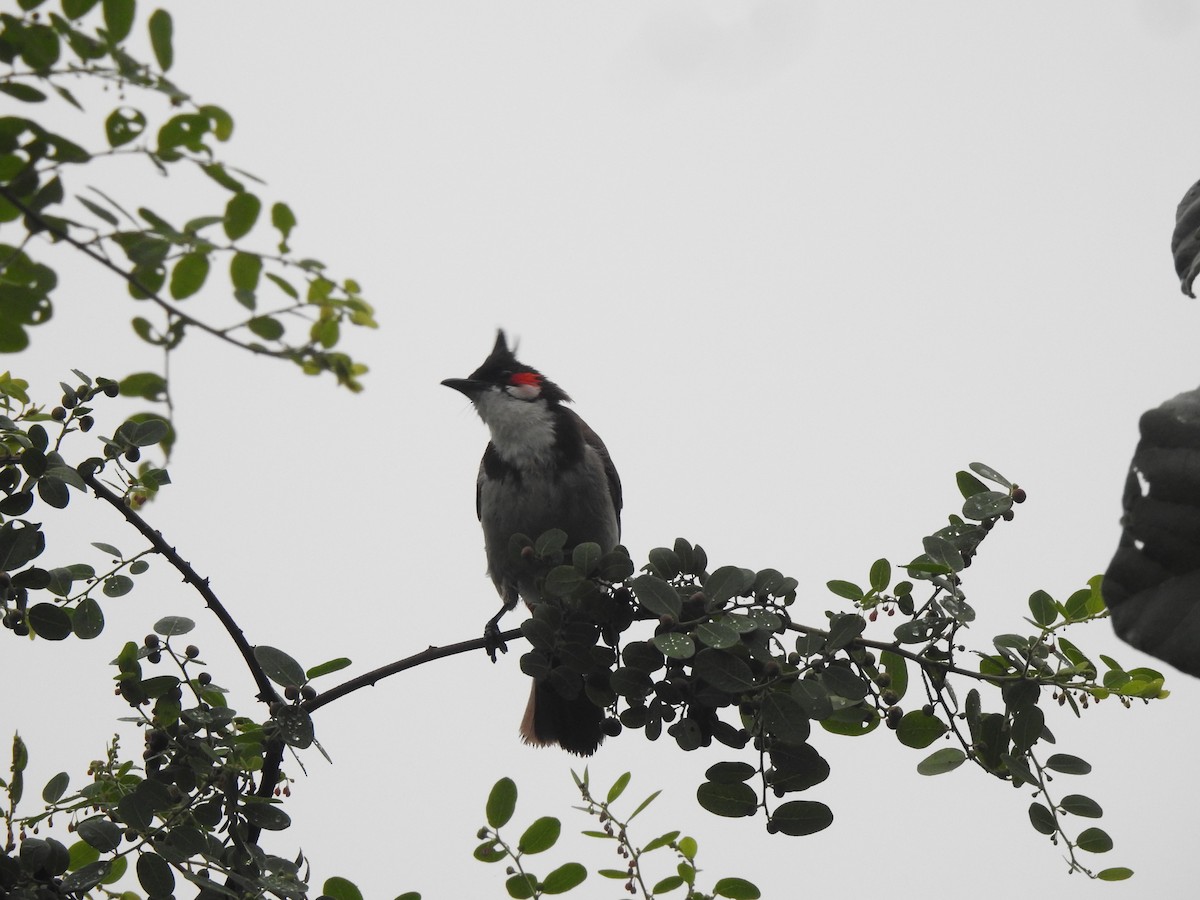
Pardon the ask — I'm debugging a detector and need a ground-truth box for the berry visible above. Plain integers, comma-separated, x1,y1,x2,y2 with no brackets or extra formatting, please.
147,651,161,664
184,644,199,659
197,672,212,686
1012,486,1027,504
79,416,94,432
103,382,119,398
1002,509,1015,521
125,447,141,463
50,407,66,421
301,685,317,701
144,634,160,649
601,718,622,737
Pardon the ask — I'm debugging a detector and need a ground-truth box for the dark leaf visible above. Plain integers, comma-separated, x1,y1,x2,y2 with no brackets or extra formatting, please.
1028,802,1056,835
28,602,71,640
1076,827,1113,853
254,645,307,689
895,710,947,749
695,780,757,818
770,800,833,836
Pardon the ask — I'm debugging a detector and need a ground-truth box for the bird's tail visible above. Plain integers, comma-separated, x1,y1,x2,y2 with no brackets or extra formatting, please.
520,679,604,757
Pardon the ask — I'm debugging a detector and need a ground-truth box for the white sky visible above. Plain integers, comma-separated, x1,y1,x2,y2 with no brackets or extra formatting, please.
6,1,1200,897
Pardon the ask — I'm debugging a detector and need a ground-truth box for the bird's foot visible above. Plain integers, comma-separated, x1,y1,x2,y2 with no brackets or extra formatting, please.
484,620,508,663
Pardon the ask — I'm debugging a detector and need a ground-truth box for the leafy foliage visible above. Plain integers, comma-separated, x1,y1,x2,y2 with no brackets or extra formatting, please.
474,771,759,899
494,462,1157,879
0,0,376,441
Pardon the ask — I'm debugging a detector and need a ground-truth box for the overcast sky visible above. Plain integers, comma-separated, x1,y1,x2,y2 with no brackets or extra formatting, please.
7,1,1200,897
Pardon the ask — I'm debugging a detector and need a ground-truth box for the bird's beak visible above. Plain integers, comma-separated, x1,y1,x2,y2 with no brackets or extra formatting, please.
441,377,485,397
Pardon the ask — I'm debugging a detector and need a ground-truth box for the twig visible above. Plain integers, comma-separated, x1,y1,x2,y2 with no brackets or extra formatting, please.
0,183,294,363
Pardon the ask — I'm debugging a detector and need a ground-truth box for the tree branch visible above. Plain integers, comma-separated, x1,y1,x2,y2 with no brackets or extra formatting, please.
79,466,282,705
304,628,524,713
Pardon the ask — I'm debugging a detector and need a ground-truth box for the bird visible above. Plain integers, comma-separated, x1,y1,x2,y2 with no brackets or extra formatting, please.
442,330,622,755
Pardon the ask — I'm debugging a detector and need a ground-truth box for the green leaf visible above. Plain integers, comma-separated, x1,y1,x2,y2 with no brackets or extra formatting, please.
1028,802,1056,835
241,800,291,831
705,761,756,784
917,747,966,776
474,840,506,863
631,574,681,619
652,632,695,660
1076,827,1113,853
104,106,145,147
42,771,69,803
72,596,104,639
271,202,297,249
1045,753,1092,775
896,710,947,749
61,861,110,894
543,565,584,598
102,0,134,42
28,602,71,640
955,470,988,498
969,461,1011,488
254,645,307,689
0,83,46,103
118,371,167,400
713,877,761,899
77,816,121,852
137,853,174,896
770,800,833,836
696,780,757,817
37,475,69,508
102,574,133,597
148,9,173,70
1010,704,1044,753
306,657,351,679
486,777,517,828
693,649,756,693
706,565,750,604
760,692,811,745
606,772,631,804
825,579,863,601
153,615,194,636
694,620,739,649
1060,794,1102,818
322,876,364,900
518,816,561,854
540,863,586,894
506,873,538,899
169,252,210,300
231,251,262,292
824,613,865,652
868,558,890,592
1028,590,1058,627
224,192,262,240
1096,868,1133,882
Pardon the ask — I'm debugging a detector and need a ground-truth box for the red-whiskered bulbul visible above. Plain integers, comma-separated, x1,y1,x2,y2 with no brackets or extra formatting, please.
442,330,622,756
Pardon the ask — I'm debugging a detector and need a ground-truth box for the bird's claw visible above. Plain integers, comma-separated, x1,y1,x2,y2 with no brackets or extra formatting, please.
484,621,508,663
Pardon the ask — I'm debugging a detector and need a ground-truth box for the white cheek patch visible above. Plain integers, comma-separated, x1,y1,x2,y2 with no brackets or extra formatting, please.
507,383,542,401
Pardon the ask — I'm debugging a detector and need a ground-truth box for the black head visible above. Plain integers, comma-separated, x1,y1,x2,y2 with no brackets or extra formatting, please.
441,330,571,404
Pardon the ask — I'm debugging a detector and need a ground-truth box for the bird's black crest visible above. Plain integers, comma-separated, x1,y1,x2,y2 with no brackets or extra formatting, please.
469,330,571,403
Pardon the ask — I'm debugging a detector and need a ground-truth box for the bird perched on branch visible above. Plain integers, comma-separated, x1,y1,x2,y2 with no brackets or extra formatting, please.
442,330,622,755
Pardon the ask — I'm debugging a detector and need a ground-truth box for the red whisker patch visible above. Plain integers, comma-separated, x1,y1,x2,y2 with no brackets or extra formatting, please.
510,372,541,387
